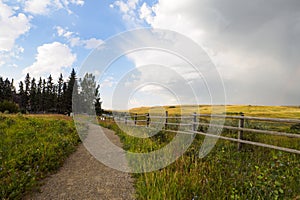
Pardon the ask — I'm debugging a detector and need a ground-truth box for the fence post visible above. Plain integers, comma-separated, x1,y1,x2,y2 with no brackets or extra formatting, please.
146,113,150,127
165,111,168,130
238,113,245,151
193,112,197,131
134,113,137,126
125,116,127,125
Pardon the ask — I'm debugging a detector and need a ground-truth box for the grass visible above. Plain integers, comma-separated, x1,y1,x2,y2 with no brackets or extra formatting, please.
1,105,299,199
0,114,80,199
101,105,300,199
129,105,300,119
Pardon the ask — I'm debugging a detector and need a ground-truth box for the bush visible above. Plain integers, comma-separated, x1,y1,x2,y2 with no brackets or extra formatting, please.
290,123,300,133
0,100,19,113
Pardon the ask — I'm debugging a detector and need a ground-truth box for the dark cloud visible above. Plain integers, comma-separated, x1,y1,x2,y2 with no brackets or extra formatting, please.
148,0,300,105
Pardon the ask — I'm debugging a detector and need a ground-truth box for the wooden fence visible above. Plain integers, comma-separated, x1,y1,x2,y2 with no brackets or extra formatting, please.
102,112,300,154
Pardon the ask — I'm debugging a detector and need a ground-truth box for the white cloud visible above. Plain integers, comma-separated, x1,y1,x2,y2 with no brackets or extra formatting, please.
0,0,31,51
100,76,115,89
114,1,129,13
69,36,103,49
55,26,74,38
70,0,84,6
24,0,51,15
55,26,103,49
22,42,76,79
139,2,154,24
113,0,139,12
0,45,25,68
55,26,65,36
112,0,300,105
0,56,5,67
111,0,143,27
24,0,85,15
69,36,81,46
126,50,197,84
83,38,103,49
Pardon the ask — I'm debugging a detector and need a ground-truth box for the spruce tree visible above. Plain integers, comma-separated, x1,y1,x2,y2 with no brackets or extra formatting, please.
62,82,68,114
18,81,26,112
41,79,46,112
24,74,31,112
66,69,77,115
95,84,102,116
30,78,37,113
57,73,64,113
37,78,42,112
46,75,54,112
0,77,3,102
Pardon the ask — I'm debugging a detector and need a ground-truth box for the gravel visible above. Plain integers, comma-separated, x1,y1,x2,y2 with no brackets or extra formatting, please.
24,127,136,200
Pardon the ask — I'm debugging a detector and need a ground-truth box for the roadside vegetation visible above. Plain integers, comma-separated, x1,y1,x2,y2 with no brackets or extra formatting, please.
100,105,300,199
0,114,80,199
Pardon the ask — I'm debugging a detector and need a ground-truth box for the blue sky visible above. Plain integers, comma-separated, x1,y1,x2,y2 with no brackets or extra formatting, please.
1,0,299,109
0,0,149,79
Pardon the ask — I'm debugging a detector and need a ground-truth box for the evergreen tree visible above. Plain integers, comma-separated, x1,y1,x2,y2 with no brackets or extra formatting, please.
52,84,58,112
62,82,68,114
3,78,12,101
95,84,102,116
66,68,77,115
24,73,31,111
0,77,14,102
57,74,64,113
0,69,97,115
46,75,54,112
37,78,42,112
11,79,17,103
30,78,37,112
41,79,46,112
18,81,26,112
0,77,3,102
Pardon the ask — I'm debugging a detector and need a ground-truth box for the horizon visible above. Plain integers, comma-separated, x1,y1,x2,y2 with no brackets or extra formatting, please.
104,104,300,113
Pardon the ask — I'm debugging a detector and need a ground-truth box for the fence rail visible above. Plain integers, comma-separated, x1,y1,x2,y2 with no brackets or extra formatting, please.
101,112,300,154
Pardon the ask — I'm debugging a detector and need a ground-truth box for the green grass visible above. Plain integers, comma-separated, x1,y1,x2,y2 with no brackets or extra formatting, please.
99,106,300,200
0,114,80,199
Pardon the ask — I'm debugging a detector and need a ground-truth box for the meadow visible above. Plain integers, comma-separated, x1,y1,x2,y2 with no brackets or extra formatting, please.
1,105,299,199
129,104,300,119
101,105,300,199
0,114,80,199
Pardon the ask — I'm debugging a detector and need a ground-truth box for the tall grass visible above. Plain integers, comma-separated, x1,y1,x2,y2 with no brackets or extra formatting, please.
0,114,80,199
99,112,300,199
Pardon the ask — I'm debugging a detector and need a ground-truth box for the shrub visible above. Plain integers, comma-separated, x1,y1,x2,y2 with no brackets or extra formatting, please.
0,100,19,113
290,123,300,133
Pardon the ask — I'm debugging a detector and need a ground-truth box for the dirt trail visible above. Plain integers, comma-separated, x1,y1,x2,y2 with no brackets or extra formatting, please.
25,127,135,200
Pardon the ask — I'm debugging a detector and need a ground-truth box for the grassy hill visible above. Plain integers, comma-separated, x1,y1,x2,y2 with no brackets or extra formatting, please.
129,105,300,118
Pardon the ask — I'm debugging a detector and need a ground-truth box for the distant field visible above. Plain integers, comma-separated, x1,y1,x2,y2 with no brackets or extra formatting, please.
129,105,300,118
0,114,80,199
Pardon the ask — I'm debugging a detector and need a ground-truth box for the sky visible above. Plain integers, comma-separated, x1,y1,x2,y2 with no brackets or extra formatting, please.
0,0,299,110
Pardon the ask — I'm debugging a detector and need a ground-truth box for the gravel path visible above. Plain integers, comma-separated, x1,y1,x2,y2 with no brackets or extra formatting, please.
25,126,135,200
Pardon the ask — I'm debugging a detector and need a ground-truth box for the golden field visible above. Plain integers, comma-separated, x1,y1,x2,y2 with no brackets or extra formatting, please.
128,105,300,119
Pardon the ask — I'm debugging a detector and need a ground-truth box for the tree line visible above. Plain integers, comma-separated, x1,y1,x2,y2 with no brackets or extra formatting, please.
0,69,102,115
